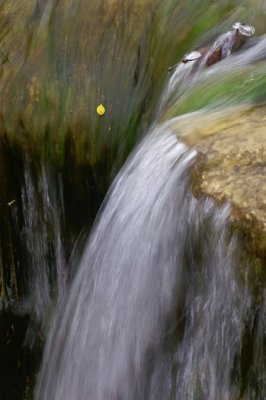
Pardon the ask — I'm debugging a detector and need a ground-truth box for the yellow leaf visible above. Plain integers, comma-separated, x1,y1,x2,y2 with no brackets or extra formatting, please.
96,104,105,116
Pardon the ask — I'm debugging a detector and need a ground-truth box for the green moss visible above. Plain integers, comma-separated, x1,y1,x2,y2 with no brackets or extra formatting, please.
165,65,266,118
0,0,249,176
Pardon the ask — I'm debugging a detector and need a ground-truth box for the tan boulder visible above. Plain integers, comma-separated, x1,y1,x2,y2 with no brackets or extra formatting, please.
172,104,266,256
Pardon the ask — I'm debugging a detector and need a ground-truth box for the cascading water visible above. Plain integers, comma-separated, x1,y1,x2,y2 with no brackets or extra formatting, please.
174,204,251,400
21,161,65,332
35,121,254,399
0,2,266,399
34,16,266,400
35,126,195,399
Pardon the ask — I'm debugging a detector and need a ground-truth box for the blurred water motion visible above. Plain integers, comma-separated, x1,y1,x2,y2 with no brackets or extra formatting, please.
0,1,265,399
35,125,252,400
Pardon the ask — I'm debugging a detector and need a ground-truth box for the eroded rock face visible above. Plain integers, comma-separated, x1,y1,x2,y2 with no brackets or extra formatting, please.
172,104,266,255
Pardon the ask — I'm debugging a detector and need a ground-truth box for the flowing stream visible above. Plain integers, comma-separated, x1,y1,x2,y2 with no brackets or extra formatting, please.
21,162,65,330
33,18,266,400
0,2,266,400
35,128,257,399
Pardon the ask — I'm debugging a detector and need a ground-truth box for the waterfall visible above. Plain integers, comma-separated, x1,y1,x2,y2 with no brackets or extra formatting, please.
35,123,253,399
21,161,65,331
174,203,250,400
32,16,266,400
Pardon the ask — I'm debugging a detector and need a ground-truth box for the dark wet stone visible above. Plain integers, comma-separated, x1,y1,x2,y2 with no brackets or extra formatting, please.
0,312,40,400
206,47,222,66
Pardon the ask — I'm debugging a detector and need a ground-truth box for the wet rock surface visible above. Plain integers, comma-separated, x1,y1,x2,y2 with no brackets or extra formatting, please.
0,312,41,400
172,104,266,256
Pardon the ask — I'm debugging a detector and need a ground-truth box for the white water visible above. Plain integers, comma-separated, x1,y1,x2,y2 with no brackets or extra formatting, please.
161,35,266,114
34,34,266,400
35,124,253,399
21,162,65,331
